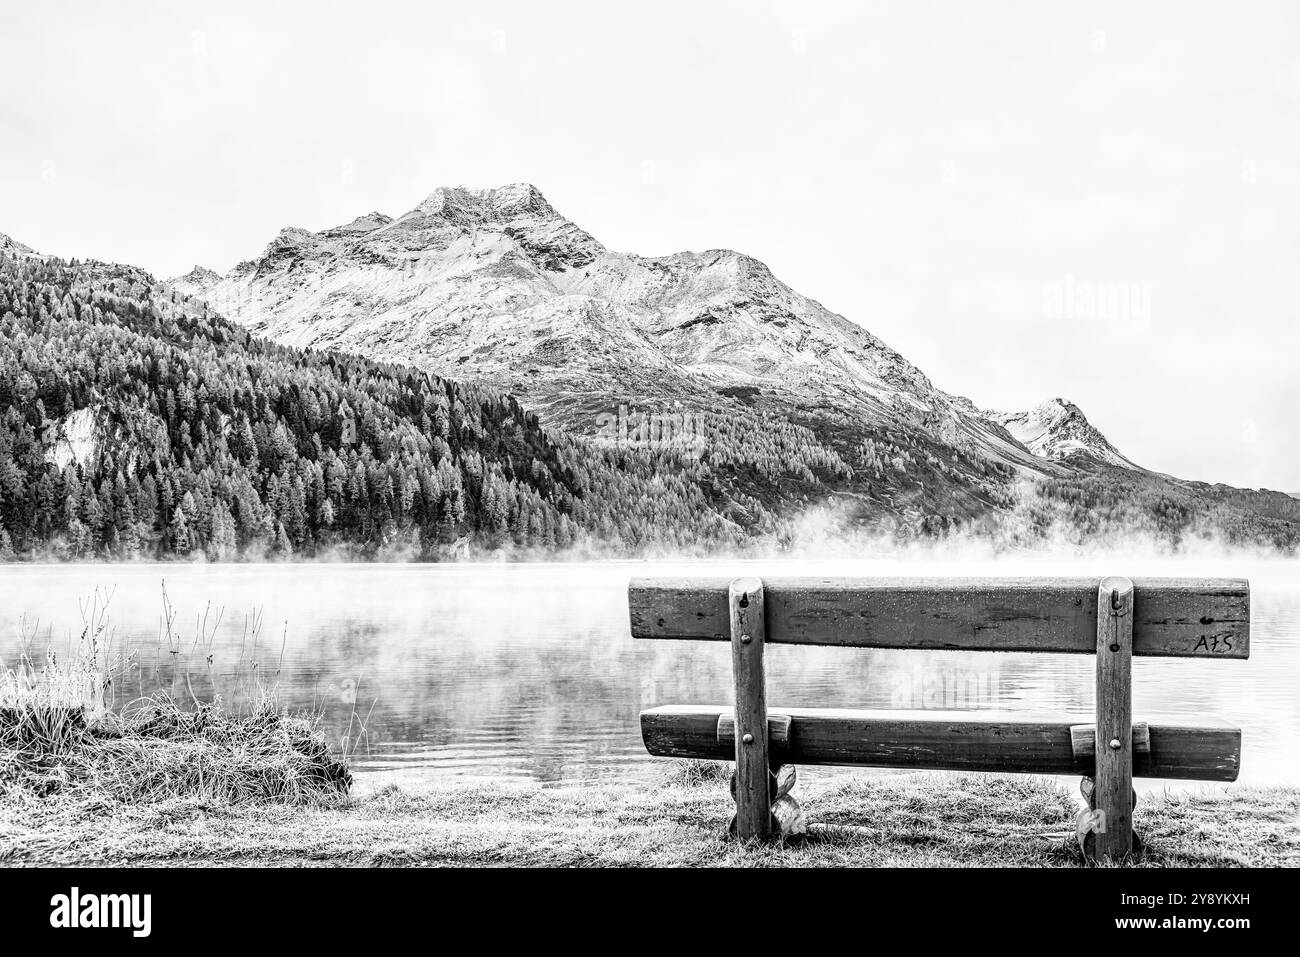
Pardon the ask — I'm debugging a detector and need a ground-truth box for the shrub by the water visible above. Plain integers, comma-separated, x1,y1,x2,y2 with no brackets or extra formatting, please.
0,615,352,806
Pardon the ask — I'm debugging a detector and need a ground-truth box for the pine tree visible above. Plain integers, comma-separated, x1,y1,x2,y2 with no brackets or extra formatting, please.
274,521,293,557
169,503,191,554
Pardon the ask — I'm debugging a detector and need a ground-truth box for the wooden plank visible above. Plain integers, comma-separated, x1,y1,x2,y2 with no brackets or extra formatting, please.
640,706,1242,781
729,578,771,840
1070,721,1150,759
629,576,1250,658
1095,577,1135,858
718,712,792,750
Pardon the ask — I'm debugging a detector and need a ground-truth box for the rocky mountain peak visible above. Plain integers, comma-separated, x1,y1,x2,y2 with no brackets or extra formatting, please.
167,263,223,298
0,232,37,256
990,397,1135,468
413,183,555,221
179,264,220,283
328,211,393,235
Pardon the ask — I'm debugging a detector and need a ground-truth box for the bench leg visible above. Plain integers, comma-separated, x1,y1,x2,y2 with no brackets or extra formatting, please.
1094,577,1135,860
729,577,772,841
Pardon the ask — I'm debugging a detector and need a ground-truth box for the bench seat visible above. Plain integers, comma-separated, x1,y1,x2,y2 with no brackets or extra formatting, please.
641,705,1241,781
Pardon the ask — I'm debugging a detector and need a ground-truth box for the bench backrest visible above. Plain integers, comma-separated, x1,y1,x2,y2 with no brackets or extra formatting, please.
630,576,1250,658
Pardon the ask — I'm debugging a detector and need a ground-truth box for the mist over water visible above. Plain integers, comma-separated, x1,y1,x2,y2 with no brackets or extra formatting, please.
3,556,1297,792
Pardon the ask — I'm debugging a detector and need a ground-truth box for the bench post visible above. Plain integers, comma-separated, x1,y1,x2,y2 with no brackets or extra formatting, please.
729,577,771,841
1095,576,1135,859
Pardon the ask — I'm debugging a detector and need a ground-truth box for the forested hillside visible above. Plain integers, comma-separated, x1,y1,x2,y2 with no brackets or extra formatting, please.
1021,463,1300,552
0,250,776,559
2,247,1297,560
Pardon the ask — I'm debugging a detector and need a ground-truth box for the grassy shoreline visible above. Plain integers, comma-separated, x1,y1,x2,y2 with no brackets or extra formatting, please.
3,638,1295,868
5,772,1297,867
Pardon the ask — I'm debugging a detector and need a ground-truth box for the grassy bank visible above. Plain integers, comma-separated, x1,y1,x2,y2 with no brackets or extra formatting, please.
4,769,1297,867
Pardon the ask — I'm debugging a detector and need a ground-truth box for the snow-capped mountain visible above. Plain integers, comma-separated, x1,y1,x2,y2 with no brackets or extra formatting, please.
989,399,1136,468
173,184,1134,472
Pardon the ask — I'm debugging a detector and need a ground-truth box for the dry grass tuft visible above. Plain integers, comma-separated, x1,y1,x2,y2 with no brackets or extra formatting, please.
0,587,351,808
0,695,352,807
661,758,732,787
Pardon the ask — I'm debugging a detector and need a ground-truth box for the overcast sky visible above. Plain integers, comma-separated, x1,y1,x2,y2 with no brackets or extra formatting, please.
3,1,1297,490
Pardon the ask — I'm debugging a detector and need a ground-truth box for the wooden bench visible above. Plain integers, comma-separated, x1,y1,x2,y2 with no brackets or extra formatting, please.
631,575,1249,860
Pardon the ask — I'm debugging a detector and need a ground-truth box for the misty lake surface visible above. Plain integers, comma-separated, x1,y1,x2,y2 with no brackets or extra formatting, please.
3,558,1298,792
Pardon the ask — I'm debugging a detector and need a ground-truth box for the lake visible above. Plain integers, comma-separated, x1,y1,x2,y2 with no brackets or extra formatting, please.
3,557,1298,791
